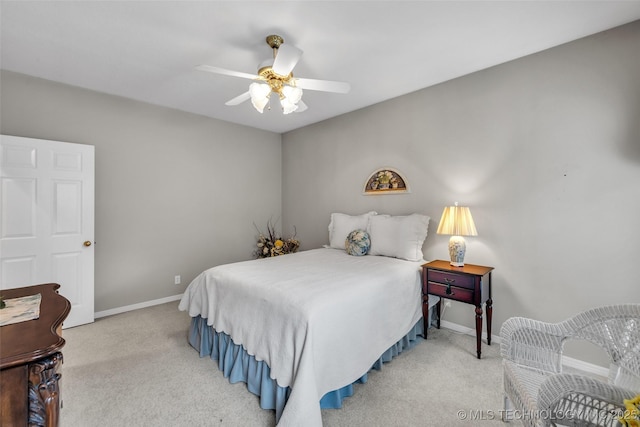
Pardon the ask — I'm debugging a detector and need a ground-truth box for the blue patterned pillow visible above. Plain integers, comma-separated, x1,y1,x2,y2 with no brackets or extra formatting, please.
345,229,371,256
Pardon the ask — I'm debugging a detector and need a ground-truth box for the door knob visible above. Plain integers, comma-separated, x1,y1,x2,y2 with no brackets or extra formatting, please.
84,241,92,247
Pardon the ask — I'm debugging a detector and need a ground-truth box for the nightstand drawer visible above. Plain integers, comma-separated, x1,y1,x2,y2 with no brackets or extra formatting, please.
428,282,474,304
428,270,475,290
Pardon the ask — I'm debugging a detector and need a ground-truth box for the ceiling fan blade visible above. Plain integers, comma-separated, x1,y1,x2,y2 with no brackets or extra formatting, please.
294,77,351,94
196,64,258,81
225,91,251,106
295,100,308,113
272,44,303,76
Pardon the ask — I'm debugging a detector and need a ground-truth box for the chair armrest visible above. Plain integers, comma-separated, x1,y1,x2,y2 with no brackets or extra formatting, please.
538,373,636,427
500,316,567,373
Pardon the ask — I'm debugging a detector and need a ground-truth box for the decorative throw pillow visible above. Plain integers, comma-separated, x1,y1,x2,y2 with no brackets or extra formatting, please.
327,211,377,249
368,213,430,261
345,229,371,256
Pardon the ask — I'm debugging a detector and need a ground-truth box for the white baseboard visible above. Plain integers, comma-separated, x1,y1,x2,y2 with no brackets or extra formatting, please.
95,294,183,319
439,320,609,378
440,319,490,339
561,355,609,378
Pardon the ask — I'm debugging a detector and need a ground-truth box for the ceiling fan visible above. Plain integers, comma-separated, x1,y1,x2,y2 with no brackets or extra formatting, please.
196,34,351,114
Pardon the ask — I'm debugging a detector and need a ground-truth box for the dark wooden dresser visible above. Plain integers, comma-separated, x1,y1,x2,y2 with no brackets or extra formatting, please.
0,284,70,427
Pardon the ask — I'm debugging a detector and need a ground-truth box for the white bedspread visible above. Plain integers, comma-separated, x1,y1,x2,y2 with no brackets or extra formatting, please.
179,248,424,427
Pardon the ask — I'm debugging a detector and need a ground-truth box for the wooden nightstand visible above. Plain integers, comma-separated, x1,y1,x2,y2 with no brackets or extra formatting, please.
421,260,494,359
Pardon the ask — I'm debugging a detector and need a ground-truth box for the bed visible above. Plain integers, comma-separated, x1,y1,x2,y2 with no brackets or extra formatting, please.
179,212,437,426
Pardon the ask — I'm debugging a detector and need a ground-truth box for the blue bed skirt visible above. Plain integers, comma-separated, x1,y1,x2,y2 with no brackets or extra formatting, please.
188,313,432,423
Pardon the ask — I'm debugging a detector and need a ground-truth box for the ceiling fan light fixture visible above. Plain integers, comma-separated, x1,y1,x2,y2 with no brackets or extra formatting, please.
282,85,303,104
280,85,303,114
249,82,271,113
280,96,298,115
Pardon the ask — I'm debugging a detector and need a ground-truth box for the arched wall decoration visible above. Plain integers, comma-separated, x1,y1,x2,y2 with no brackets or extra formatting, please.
363,167,410,195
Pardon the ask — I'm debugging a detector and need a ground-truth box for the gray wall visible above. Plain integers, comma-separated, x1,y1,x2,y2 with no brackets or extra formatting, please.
282,21,640,364
0,71,281,312
2,21,638,366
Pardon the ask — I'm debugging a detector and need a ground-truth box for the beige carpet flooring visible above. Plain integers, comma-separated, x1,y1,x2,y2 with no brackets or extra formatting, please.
60,302,505,426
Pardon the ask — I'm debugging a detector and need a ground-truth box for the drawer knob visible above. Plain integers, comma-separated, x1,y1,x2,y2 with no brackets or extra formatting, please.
444,278,456,284
445,283,453,295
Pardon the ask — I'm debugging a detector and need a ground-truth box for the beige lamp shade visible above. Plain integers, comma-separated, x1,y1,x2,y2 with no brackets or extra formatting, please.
436,203,477,266
436,205,478,237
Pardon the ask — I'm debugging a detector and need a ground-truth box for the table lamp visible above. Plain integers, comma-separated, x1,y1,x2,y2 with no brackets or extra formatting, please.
436,202,478,266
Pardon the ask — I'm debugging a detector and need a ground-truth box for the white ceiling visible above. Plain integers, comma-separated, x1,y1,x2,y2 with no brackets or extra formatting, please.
2,1,640,134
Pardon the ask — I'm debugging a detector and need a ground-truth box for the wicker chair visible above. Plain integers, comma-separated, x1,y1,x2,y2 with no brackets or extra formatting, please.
500,304,640,426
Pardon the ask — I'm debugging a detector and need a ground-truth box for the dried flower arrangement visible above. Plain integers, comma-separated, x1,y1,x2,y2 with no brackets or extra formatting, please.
254,220,300,258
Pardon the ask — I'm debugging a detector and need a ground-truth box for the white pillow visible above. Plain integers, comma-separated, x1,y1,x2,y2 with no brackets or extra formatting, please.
328,211,377,249
368,214,430,261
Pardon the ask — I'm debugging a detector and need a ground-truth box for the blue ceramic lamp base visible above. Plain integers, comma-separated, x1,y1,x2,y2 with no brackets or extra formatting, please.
448,235,467,267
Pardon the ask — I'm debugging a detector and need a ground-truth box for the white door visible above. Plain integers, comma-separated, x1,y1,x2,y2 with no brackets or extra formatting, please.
0,135,95,328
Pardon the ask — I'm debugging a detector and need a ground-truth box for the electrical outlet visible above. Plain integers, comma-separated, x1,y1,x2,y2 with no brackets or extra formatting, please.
174,275,181,285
